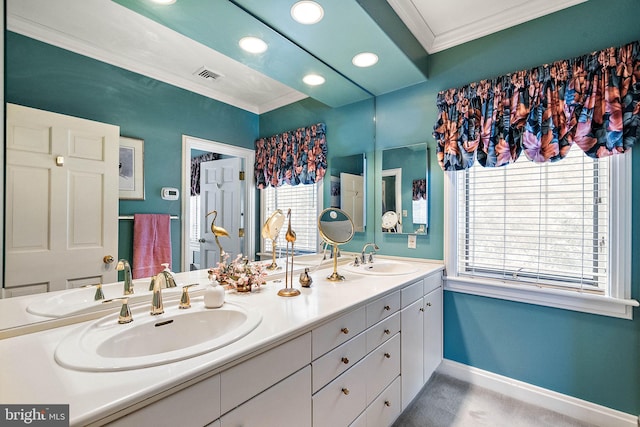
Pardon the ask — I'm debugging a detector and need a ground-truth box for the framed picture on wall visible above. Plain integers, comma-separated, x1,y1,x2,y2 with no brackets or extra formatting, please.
119,136,145,200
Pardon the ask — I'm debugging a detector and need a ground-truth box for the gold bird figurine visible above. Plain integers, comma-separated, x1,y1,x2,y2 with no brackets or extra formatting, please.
207,210,230,263
207,210,230,237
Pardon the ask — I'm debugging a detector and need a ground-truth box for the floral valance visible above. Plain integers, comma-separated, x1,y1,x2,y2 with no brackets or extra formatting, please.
255,123,327,188
433,41,640,171
190,152,220,196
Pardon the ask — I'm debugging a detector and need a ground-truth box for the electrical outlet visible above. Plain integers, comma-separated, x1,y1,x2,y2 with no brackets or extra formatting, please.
408,234,417,249
402,210,408,217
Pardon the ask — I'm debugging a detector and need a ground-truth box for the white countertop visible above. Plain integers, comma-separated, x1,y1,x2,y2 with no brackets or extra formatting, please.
0,257,443,426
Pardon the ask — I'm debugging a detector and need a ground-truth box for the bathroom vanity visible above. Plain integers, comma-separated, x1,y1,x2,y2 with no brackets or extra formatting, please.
0,256,443,427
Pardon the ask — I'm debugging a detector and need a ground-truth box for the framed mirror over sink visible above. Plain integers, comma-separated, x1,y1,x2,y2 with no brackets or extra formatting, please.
381,143,428,235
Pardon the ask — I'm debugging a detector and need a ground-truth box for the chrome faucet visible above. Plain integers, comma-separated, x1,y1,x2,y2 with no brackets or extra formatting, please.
116,259,134,295
361,242,379,264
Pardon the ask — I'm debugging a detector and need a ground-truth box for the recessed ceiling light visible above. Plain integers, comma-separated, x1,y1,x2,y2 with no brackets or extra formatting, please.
291,1,324,25
150,0,176,4
239,37,268,54
303,74,325,86
352,52,379,67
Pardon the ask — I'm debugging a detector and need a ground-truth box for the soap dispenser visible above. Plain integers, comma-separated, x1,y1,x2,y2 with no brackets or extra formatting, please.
204,269,225,308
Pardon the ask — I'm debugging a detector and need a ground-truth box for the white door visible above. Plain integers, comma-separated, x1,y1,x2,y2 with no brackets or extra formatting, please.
199,157,244,268
340,172,364,232
5,104,119,294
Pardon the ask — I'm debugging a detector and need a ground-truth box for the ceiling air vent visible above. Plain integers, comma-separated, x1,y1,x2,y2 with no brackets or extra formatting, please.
193,66,222,81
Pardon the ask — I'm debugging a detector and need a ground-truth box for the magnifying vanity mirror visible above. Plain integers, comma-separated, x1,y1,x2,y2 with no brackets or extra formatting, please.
318,208,355,281
330,154,366,233
261,209,285,270
381,143,428,235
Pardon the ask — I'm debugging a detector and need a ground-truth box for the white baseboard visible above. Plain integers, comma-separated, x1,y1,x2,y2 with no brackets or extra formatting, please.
438,360,638,427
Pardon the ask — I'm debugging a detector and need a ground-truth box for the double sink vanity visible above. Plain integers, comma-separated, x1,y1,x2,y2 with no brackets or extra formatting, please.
0,254,443,427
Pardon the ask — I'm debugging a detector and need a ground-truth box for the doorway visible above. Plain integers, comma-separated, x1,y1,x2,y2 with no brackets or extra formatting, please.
181,135,255,272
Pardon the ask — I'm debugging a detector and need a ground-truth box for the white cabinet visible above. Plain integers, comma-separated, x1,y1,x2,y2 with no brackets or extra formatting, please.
107,374,221,427
312,292,402,427
400,272,443,410
221,366,311,427
400,297,424,410
423,286,443,382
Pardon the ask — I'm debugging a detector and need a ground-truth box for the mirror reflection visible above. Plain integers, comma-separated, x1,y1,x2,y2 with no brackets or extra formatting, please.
261,209,285,270
381,144,428,235
329,154,366,232
318,208,355,281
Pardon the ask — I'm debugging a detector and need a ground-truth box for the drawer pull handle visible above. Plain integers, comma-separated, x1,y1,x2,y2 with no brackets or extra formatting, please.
419,307,425,312
384,352,391,359
341,327,349,334
341,357,349,364
426,302,432,307
384,400,391,407
384,305,390,311
384,329,390,335
341,388,350,395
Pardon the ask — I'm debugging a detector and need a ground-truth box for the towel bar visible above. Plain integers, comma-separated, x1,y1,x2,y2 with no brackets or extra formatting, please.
118,215,179,220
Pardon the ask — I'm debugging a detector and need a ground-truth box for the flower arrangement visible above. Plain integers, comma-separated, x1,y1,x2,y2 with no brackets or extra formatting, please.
208,253,267,292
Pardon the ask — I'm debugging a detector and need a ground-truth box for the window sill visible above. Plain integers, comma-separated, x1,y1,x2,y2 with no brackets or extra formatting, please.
444,276,637,319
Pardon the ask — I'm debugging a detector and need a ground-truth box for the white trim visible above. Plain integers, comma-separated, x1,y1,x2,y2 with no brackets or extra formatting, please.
438,360,638,427
181,135,256,271
445,276,638,319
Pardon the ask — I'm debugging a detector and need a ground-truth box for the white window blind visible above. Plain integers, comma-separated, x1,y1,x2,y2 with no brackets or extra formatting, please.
262,183,319,254
457,145,609,292
189,195,201,244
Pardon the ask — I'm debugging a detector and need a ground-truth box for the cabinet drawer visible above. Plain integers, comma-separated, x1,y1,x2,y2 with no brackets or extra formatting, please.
400,280,423,308
313,359,367,427
366,311,400,353
312,306,366,360
365,333,400,404
365,291,399,327
423,271,442,295
365,376,401,427
313,331,367,393
221,332,311,414
221,366,311,427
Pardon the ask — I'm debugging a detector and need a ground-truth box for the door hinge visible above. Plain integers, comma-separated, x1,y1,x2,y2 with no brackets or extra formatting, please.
239,171,245,181
238,228,245,237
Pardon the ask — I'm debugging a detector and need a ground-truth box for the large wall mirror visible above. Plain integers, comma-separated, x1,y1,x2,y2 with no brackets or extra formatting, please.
381,143,428,235
329,153,366,233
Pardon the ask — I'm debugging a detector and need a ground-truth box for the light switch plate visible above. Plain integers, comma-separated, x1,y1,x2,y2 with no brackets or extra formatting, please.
408,234,417,249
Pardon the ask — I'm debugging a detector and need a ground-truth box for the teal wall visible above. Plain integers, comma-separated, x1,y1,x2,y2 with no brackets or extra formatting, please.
260,0,640,415
5,32,258,272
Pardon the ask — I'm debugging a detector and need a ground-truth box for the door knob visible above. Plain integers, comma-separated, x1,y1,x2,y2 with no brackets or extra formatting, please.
198,238,206,243
103,255,115,264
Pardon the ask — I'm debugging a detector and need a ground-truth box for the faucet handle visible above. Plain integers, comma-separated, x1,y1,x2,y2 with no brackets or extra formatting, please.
179,284,198,309
82,283,105,301
353,256,360,267
102,297,133,324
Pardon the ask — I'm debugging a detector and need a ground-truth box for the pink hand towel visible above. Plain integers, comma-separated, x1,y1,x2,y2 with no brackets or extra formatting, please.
132,214,172,279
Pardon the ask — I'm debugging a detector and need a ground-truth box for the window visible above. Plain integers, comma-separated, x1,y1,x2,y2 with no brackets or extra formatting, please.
445,145,634,319
261,182,322,256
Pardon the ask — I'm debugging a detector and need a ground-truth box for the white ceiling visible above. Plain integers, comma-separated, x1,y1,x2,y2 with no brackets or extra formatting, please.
388,0,587,53
7,0,586,114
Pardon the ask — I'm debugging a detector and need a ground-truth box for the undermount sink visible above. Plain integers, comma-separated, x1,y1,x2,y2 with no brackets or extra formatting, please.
54,301,262,371
342,259,418,276
27,281,202,319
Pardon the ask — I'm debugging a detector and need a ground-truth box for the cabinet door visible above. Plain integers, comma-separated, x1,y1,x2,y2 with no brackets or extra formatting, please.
400,298,424,411
423,287,443,382
221,366,311,427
